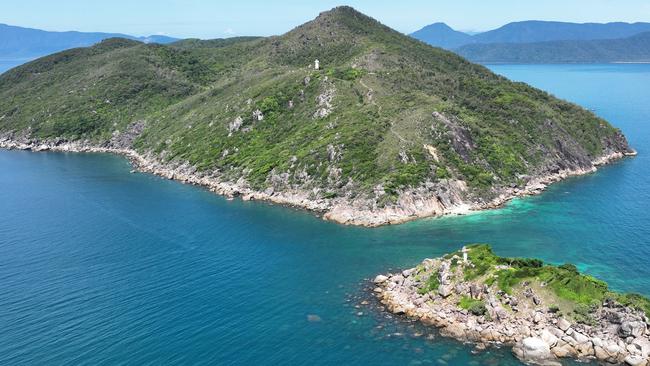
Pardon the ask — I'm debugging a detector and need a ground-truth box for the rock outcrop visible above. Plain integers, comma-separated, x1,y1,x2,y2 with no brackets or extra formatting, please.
512,337,557,366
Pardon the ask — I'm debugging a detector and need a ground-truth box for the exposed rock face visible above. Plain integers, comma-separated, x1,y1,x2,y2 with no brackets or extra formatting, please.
252,109,264,121
108,120,145,149
228,116,243,135
621,321,648,338
313,86,335,118
374,247,650,366
373,275,388,284
432,111,475,162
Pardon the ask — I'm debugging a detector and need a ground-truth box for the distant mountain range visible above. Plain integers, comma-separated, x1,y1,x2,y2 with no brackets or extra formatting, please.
411,20,650,49
3,20,648,67
457,31,650,63
410,23,473,49
0,23,179,60
411,20,650,63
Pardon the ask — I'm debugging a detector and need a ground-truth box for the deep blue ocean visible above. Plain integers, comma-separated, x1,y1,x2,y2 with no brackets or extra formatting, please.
1,64,649,365
0,59,31,74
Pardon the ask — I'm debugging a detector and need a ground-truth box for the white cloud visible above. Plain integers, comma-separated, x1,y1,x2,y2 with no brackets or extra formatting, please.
224,28,236,35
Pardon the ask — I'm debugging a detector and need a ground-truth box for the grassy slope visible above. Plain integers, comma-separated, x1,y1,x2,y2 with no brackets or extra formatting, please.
0,38,204,139
0,7,630,205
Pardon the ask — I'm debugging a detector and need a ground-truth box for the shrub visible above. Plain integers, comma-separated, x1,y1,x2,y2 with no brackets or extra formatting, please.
435,166,451,179
469,302,487,316
548,305,560,313
504,258,544,269
558,263,579,273
463,244,499,280
459,296,487,316
417,274,440,295
384,162,430,195
322,191,338,199
259,96,280,114
326,67,365,81
573,303,598,326
537,265,609,305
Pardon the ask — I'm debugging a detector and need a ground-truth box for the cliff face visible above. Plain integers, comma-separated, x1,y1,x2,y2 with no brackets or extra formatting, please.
0,7,635,226
374,245,650,365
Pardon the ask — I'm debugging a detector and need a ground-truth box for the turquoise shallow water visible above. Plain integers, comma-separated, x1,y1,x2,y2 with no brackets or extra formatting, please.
0,64,649,365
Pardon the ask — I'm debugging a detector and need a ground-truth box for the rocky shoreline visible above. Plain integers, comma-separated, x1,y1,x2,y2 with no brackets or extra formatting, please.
373,246,650,365
0,136,636,227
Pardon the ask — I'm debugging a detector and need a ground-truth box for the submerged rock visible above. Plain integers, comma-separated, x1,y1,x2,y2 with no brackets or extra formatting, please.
374,275,389,284
307,314,322,322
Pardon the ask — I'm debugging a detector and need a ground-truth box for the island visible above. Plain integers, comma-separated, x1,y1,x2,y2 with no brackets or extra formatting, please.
373,245,650,365
0,7,636,227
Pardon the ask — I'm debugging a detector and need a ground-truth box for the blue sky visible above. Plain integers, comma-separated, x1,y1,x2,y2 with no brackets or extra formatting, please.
3,0,650,38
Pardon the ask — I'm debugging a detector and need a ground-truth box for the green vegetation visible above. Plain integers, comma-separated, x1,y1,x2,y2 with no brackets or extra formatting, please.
572,303,598,326
457,245,650,318
418,274,440,295
615,293,650,319
435,166,451,179
0,7,630,203
458,295,487,316
327,67,365,81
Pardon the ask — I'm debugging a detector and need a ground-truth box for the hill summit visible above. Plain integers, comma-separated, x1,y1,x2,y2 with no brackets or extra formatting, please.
0,7,635,226
410,22,473,49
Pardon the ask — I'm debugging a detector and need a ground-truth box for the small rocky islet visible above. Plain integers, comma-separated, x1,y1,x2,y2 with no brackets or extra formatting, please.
373,245,650,365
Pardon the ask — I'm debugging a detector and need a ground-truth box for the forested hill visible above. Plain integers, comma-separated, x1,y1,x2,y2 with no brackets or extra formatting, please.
0,7,633,225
